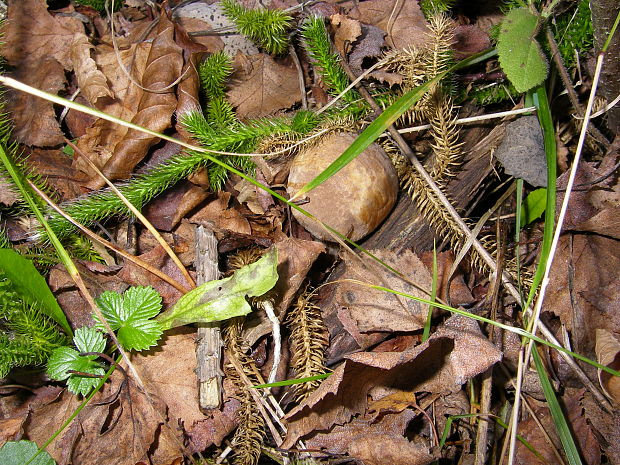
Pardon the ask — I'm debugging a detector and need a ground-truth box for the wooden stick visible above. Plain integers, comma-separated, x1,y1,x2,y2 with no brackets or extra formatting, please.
195,225,223,410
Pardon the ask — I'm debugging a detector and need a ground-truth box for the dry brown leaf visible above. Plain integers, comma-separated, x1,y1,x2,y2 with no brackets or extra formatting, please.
25,148,82,200
189,192,252,235
0,0,84,70
228,53,302,119
348,24,386,75
98,13,183,185
544,234,620,356
348,433,436,465
330,13,362,56
5,57,66,146
132,328,240,456
452,25,491,59
595,329,620,404
419,250,474,305
349,0,429,51
324,249,433,357
0,178,20,206
70,33,113,106
282,315,501,447
582,391,620,464
73,25,154,180
143,181,209,231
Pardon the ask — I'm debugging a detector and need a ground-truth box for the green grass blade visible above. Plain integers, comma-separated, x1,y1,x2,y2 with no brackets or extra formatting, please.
291,48,498,200
531,347,583,465
525,86,557,312
252,373,331,389
0,144,73,336
422,242,438,342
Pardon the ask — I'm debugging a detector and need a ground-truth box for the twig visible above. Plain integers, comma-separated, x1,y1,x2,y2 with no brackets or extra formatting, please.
545,27,610,149
195,225,224,410
260,300,281,384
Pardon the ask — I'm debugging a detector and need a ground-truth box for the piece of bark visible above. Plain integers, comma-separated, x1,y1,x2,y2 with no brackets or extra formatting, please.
195,225,223,410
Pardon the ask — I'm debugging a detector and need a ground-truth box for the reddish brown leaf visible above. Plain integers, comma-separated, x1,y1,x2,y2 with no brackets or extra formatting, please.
228,53,302,119
349,0,429,51
452,25,491,59
5,57,66,147
595,329,620,404
0,0,84,70
282,315,501,447
98,13,183,185
189,192,252,235
143,181,209,231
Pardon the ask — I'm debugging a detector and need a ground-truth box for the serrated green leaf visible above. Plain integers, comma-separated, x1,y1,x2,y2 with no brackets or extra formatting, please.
0,440,56,465
0,248,72,335
157,248,278,330
498,8,548,93
520,188,547,225
95,286,163,351
47,327,105,396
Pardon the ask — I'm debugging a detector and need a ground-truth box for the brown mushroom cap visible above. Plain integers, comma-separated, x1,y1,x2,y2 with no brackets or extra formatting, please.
287,132,399,241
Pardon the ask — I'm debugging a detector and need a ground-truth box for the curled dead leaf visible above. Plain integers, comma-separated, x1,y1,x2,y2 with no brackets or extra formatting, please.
595,329,620,404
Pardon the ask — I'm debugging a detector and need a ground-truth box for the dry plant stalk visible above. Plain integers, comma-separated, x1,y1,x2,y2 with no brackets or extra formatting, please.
223,248,266,465
286,288,329,402
224,318,265,465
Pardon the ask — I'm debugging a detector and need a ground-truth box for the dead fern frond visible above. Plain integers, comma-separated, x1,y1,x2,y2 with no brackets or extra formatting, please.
286,288,329,403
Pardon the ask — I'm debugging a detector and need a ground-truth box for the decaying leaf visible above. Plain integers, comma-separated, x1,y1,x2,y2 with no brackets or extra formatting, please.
227,53,302,119
595,329,620,404
157,248,278,330
282,315,502,447
70,33,113,107
349,0,429,51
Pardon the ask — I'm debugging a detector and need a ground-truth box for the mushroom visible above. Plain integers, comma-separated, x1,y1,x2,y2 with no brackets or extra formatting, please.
287,132,399,242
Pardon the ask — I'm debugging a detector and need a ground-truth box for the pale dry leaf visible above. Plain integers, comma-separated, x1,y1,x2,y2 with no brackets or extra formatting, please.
595,329,620,404
349,0,429,51
5,57,66,146
330,13,362,56
0,0,84,70
228,53,302,119
70,33,113,106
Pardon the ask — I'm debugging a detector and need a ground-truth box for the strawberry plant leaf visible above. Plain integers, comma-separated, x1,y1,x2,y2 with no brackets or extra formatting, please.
157,248,278,331
94,286,163,351
47,327,106,396
0,440,56,465
498,8,549,93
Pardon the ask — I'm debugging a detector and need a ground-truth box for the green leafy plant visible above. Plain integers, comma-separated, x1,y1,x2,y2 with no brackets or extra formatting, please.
73,0,122,13
94,286,163,351
220,0,292,55
0,440,56,465
497,8,549,93
554,0,593,68
47,326,106,396
0,249,70,378
420,0,457,18
157,248,278,330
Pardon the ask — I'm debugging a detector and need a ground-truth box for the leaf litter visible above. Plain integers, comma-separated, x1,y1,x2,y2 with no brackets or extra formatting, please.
0,1,618,465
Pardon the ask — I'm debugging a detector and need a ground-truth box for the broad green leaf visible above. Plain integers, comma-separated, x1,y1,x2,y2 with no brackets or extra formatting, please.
520,188,547,225
498,8,548,93
94,286,163,351
0,248,72,335
47,327,105,396
157,248,278,330
0,440,56,465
